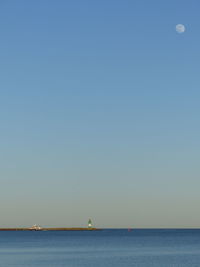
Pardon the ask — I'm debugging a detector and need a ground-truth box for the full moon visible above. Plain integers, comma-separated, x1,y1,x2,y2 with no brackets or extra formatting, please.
176,24,185,33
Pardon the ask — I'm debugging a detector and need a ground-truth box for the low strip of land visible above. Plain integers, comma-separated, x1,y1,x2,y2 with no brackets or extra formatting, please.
0,228,99,231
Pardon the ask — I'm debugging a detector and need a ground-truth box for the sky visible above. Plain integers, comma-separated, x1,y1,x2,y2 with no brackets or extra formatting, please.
0,0,200,228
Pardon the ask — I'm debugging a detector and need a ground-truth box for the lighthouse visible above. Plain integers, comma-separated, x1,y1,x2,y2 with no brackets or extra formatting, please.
88,219,93,229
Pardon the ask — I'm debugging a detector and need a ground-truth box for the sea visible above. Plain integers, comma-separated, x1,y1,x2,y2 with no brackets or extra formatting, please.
0,229,200,267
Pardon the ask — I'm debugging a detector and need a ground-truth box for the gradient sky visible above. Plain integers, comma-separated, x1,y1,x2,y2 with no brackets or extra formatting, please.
0,0,200,228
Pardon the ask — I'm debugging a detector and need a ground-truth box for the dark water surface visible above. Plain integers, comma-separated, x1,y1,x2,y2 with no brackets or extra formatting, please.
0,229,200,266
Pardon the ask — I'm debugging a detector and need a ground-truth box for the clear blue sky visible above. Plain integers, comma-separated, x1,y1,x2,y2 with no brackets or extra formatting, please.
0,0,200,228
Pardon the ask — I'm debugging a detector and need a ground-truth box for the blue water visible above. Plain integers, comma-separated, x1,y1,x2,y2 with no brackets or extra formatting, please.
0,229,200,266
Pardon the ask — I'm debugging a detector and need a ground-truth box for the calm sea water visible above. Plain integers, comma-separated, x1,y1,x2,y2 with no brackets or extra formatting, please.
0,229,200,266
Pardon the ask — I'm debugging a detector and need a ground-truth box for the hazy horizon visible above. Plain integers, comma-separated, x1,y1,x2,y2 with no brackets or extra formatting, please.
1,0,200,228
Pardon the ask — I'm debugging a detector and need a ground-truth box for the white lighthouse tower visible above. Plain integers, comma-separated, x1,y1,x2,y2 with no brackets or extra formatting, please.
88,219,93,229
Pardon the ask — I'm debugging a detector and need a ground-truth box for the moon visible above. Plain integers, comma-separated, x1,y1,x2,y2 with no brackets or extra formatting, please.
176,24,185,33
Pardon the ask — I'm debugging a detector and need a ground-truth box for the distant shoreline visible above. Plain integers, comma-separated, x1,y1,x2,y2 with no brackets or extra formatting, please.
0,228,100,231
